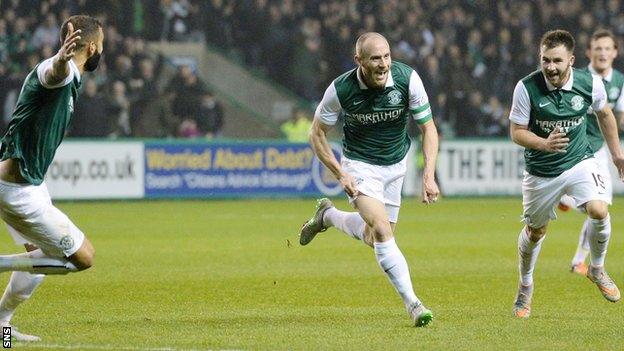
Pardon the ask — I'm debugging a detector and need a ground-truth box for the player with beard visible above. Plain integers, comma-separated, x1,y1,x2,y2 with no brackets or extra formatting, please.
299,32,440,327
0,15,103,341
509,30,624,318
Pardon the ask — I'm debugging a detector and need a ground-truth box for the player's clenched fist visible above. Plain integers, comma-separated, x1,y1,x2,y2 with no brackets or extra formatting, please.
542,127,569,153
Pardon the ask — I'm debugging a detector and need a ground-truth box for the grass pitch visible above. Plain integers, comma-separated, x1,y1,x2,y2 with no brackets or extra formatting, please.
1,197,622,350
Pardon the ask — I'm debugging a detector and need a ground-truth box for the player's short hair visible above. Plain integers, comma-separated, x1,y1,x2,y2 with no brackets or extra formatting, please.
355,32,388,57
540,29,575,52
589,29,618,50
60,15,102,48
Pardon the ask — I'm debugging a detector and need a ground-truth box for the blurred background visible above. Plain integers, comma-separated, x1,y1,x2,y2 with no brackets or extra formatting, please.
2,0,624,199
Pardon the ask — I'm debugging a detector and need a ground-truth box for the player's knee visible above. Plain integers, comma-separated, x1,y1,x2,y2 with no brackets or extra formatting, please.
73,254,94,271
526,226,547,241
70,245,95,271
368,220,393,242
585,202,608,220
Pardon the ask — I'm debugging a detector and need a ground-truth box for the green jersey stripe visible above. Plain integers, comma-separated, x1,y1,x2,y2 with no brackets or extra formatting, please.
410,102,430,114
413,108,432,120
416,114,433,125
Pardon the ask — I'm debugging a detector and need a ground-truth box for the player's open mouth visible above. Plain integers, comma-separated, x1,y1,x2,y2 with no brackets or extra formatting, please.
375,71,387,80
547,72,559,79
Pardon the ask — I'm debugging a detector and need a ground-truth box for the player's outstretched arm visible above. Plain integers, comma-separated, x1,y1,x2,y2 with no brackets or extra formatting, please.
595,107,624,180
309,118,358,197
510,124,569,153
418,119,439,204
45,22,81,86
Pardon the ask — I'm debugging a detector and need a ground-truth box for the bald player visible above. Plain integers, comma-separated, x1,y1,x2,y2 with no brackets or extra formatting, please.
298,32,440,327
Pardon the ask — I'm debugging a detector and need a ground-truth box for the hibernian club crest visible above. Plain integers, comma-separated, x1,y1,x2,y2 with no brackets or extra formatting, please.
387,90,402,105
609,86,620,101
570,95,584,111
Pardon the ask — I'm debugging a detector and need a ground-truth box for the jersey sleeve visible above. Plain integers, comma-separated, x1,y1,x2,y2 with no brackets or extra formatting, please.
314,82,342,126
408,70,432,124
36,57,75,89
509,81,531,126
591,75,608,111
613,82,624,112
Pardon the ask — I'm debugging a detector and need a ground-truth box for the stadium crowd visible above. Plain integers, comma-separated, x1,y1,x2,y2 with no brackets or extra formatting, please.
0,0,223,138
202,0,624,137
2,0,624,138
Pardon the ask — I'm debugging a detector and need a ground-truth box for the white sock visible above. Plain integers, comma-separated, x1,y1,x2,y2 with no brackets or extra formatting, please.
374,238,420,307
323,207,366,241
588,215,611,267
0,271,44,323
0,249,78,275
518,228,544,286
571,218,591,265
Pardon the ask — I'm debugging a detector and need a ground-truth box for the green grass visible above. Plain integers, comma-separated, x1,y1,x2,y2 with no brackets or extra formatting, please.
1,197,622,350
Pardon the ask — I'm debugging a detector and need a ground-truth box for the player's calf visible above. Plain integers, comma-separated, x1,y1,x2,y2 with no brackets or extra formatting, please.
68,238,95,271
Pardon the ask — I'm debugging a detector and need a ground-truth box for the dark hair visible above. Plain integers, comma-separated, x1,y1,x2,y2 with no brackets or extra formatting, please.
60,15,102,48
540,29,575,52
589,29,618,50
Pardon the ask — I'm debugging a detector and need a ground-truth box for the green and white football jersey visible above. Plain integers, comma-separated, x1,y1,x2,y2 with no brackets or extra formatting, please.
585,65,624,152
0,58,82,185
315,61,432,165
509,68,607,177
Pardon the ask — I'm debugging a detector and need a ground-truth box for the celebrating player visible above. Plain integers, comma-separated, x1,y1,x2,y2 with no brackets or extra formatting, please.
299,32,440,327
509,30,624,318
0,15,103,340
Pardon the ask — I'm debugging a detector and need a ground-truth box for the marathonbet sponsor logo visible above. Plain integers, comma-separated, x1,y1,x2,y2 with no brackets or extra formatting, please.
535,115,584,133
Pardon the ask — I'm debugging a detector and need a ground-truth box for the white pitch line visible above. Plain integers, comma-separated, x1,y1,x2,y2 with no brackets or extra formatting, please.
14,343,241,351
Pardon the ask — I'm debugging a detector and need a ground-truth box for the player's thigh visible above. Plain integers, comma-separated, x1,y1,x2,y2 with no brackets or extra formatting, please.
522,172,565,228
353,194,391,231
0,183,84,258
565,158,611,206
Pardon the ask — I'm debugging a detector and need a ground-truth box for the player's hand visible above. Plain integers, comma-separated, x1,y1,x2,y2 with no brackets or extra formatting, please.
612,153,624,181
422,176,440,204
57,22,81,63
339,172,359,198
542,127,569,153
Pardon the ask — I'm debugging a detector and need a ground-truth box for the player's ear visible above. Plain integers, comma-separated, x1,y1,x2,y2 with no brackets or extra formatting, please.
354,54,361,66
569,54,575,66
88,41,96,56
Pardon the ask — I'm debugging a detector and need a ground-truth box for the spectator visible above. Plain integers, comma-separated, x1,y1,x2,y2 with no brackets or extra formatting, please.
107,81,132,138
196,92,224,139
31,13,59,50
281,109,312,143
165,64,208,123
131,58,177,137
70,80,113,137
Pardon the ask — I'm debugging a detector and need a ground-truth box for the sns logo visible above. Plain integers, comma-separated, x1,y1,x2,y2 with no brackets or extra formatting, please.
69,96,74,113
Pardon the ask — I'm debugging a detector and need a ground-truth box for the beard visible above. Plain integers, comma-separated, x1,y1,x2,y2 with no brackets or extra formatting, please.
84,51,102,72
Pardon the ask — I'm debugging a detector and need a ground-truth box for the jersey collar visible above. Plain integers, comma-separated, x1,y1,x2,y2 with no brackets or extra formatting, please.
356,67,394,89
544,68,573,91
69,59,81,82
588,64,613,82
